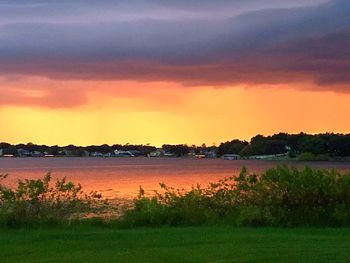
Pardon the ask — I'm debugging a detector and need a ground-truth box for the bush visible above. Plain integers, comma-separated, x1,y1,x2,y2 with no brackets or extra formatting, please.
298,152,329,161
0,173,103,228
121,166,350,227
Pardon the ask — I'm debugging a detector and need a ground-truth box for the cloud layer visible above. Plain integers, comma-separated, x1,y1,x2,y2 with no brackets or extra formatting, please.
0,0,348,91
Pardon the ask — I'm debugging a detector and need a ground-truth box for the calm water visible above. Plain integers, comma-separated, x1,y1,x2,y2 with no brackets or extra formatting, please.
1,157,350,198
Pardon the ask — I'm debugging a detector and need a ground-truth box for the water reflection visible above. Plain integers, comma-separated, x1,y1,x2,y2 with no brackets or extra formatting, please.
1,157,350,198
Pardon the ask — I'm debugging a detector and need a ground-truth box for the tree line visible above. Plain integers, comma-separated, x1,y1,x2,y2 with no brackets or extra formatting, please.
218,133,350,158
1,132,350,158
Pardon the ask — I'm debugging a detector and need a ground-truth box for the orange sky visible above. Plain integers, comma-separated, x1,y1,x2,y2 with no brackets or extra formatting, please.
1,78,349,146
0,1,349,146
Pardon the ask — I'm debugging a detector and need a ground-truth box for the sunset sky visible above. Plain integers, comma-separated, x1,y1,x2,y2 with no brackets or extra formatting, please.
0,0,349,146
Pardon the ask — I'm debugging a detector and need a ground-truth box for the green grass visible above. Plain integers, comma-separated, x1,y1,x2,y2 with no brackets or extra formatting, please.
1,227,350,262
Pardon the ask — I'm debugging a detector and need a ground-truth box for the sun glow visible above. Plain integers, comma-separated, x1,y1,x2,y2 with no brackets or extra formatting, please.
1,79,350,146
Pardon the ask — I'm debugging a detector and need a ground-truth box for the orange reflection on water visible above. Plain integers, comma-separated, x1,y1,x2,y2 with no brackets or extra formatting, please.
1,158,350,199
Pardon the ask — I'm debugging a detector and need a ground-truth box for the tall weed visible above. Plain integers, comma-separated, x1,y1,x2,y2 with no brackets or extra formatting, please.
122,166,350,227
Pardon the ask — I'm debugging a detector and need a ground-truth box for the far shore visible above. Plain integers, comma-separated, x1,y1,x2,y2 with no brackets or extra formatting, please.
1,155,350,162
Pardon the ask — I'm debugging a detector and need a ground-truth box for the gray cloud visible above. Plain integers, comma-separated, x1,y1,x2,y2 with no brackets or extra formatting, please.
0,0,348,90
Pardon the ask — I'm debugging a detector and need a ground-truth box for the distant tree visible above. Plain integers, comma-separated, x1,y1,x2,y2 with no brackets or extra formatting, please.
48,145,61,156
239,145,254,157
162,144,190,157
329,135,350,156
285,133,307,154
3,146,18,156
299,136,326,155
0,142,11,149
99,144,112,154
85,145,111,154
1,132,350,159
271,132,290,142
217,140,248,156
264,140,287,155
248,141,265,155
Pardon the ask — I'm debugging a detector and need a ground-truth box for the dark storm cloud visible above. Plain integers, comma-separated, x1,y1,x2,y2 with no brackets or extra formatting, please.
0,0,348,89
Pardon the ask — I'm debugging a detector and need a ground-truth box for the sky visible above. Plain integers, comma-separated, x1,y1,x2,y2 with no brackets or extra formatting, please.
0,0,349,146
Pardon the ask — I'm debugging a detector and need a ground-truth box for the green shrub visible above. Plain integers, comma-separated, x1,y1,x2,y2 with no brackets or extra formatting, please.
122,186,218,227
0,173,103,228
121,166,350,227
298,152,329,161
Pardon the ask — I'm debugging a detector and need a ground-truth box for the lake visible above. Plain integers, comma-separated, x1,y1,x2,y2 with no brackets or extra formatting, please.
1,157,350,198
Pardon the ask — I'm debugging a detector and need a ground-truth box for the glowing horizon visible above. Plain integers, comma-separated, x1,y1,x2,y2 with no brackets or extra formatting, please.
0,1,349,145
1,79,350,147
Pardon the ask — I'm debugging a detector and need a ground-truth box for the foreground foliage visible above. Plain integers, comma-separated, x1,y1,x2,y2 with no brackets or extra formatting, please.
2,166,350,228
122,166,350,227
0,173,103,227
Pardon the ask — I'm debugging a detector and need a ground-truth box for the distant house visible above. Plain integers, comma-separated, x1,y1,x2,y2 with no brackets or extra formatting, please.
114,150,134,157
249,153,288,160
128,150,142,156
164,152,175,157
188,150,196,157
82,151,90,157
44,151,54,157
17,148,31,157
63,150,73,156
205,151,217,158
32,151,44,157
149,149,164,157
91,152,103,157
221,154,240,160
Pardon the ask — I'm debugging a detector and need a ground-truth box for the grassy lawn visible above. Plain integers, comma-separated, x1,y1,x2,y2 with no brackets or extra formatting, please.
1,226,350,263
